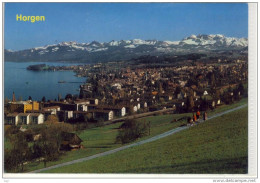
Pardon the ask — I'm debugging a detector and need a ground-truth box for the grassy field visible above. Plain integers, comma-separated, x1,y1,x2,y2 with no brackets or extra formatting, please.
4,98,247,172
44,106,248,173
22,113,189,172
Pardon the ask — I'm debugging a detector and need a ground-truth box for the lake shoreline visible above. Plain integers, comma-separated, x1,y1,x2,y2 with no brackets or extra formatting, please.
4,62,87,101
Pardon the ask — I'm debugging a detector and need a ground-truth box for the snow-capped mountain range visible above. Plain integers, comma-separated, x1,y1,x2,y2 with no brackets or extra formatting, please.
5,34,248,63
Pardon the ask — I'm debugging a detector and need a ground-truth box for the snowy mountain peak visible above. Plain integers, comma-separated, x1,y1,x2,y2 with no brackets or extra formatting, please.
59,41,77,46
188,35,197,39
181,34,247,47
5,34,248,62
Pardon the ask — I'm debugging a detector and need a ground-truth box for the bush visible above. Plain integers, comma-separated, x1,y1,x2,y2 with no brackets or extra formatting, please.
74,122,89,131
116,119,148,144
5,125,20,139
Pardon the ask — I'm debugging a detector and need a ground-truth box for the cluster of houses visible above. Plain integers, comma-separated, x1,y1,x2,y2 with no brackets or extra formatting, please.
4,90,215,126
4,59,247,126
5,97,118,125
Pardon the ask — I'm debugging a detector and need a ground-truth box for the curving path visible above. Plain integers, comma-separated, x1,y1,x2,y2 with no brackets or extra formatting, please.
31,104,247,173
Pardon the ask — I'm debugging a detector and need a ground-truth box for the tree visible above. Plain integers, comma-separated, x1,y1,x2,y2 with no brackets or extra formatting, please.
73,94,78,100
237,83,245,96
206,72,216,87
45,115,59,124
32,123,73,164
5,125,20,140
186,95,195,112
116,119,148,144
42,96,46,102
5,148,21,172
36,128,59,168
84,113,93,122
5,132,31,172
159,97,165,104
162,80,169,91
200,98,209,111
28,96,32,100
4,97,10,104
128,105,134,115
175,86,181,98
212,89,221,101
145,79,152,89
159,82,163,94
65,94,73,101
233,88,240,101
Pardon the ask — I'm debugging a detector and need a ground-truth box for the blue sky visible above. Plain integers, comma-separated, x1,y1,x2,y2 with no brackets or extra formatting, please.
4,3,248,51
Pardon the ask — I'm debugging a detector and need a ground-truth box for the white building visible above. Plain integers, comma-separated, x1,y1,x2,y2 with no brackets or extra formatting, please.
74,100,90,111
43,106,60,115
19,113,31,125
30,113,44,124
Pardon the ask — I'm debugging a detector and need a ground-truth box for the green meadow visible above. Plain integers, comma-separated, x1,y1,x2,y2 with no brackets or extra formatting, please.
44,106,248,173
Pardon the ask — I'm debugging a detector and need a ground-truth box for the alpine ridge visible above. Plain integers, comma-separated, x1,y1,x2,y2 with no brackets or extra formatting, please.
5,34,248,63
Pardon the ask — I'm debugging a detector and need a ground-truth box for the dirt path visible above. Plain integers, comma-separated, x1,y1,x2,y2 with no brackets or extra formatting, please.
30,104,247,173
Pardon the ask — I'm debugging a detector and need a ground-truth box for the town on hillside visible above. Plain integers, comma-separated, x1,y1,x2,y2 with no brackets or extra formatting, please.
5,57,248,126
3,50,248,173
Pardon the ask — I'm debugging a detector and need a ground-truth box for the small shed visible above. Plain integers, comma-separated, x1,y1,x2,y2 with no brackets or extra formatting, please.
60,132,83,151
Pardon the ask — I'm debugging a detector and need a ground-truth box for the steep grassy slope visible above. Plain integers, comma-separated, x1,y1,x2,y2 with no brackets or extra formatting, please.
44,107,248,173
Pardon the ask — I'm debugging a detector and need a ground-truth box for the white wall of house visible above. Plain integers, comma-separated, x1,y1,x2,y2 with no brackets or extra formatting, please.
67,111,73,119
76,104,79,111
26,115,30,124
79,104,88,111
133,106,138,112
108,111,114,120
194,91,197,97
38,114,44,124
121,107,126,117
49,109,57,115
44,107,60,115
217,99,221,105
137,103,140,109
144,102,147,108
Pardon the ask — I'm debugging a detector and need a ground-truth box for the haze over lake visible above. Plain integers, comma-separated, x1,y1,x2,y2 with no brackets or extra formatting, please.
4,61,86,101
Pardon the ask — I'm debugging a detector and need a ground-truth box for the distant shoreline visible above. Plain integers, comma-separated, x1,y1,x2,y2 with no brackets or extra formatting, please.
4,60,88,64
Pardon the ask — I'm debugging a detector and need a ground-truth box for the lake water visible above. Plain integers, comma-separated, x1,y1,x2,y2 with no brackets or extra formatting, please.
4,62,86,101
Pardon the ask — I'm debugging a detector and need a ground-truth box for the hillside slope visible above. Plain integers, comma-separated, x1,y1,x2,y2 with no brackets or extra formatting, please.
44,107,248,174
